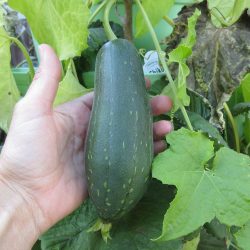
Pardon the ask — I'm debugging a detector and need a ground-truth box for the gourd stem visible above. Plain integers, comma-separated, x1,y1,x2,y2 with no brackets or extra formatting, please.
89,0,108,24
104,0,117,41
223,103,240,153
0,34,35,79
135,0,193,131
163,15,175,27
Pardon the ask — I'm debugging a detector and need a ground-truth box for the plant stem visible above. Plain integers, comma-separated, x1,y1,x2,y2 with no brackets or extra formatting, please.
104,0,117,40
0,34,35,79
224,103,240,153
163,15,175,28
135,0,193,131
88,0,108,24
123,0,133,41
246,142,250,155
210,8,230,26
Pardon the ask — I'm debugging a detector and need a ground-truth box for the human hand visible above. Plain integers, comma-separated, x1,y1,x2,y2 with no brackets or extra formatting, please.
0,45,172,246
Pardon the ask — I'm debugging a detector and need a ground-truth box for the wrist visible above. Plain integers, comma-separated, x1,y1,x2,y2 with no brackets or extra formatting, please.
0,173,43,249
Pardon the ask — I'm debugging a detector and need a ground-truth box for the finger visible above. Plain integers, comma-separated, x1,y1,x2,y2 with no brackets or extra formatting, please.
25,44,61,107
71,92,94,111
153,120,173,140
154,140,167,155
151,95,172,116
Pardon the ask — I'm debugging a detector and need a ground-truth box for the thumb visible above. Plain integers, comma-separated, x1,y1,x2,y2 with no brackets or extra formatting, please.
25,44,61,107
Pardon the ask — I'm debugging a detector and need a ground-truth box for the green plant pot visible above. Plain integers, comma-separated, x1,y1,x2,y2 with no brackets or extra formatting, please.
82,71,165,89
12,67,32,96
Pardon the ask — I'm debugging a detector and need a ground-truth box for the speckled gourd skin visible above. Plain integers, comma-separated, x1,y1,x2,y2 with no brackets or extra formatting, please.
85,39,153,222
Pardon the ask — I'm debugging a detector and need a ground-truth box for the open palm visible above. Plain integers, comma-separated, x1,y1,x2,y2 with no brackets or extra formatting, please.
0,45,172,234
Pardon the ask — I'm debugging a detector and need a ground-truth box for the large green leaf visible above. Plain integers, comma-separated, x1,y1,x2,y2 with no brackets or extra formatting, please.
135,0,175,37
0,18,20,132
41,181,183,250
208,0,250,27
152,128,250,241
8,0,90,60
234,220,250,250
54,67,91,107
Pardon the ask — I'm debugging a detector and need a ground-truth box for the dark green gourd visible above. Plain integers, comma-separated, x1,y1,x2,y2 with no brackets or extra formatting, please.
85,39,153,223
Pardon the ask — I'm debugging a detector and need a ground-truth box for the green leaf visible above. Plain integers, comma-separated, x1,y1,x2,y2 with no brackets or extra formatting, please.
241,73,250,102
41,180,183,250
0,25,20,133
208,0,250,27
135,0,175,37
162,61,190,111
204,219,227,241
235,221,250,250
162,9,200,111
54,67,91,107
152,128,250,241
244,114,250,144
8,0,90,60
232,102,250,116
174,110,227,146
181,9,201,48
198,228,227,250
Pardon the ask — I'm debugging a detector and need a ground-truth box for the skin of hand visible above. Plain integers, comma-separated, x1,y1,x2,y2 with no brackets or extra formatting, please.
0,45,173,249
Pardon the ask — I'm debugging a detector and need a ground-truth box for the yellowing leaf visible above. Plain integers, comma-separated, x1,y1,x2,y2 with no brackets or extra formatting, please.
8,0,90,60
54,68,91,106
152,128,250,241
0,27,20,132
135,0,174,37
